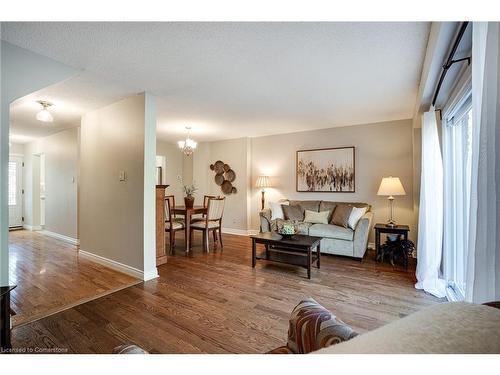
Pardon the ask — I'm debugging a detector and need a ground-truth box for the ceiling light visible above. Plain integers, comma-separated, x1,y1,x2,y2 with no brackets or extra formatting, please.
178,126,197,156
36,100,54,123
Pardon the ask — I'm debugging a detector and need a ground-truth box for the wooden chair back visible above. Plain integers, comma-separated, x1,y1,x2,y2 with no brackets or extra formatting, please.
207,197,225,221
164,195,175,223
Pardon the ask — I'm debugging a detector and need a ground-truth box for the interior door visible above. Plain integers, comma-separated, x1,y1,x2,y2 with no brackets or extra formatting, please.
8,155,23,228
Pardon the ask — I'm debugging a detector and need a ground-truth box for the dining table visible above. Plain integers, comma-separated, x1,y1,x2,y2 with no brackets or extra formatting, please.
173,205,207,253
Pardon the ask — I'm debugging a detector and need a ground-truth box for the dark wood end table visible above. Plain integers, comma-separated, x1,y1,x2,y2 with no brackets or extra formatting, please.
374,223,410,260
1,285,16,351
250,232,321,279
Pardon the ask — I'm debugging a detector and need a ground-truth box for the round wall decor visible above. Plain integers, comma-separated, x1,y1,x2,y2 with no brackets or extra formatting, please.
214,174,224,186
225,169,236,182
210,160,237,195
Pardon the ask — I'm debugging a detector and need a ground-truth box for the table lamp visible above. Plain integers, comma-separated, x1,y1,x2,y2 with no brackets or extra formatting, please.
377,176,406,227
256,176,270,210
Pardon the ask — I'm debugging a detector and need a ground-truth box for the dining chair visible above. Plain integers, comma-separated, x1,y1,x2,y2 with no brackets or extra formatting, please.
191,195,218,222
189,197,225,253
165,195,185,254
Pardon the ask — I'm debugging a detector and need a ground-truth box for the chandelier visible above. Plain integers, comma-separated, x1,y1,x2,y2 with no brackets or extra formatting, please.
178,126,197,156
36,100,54,123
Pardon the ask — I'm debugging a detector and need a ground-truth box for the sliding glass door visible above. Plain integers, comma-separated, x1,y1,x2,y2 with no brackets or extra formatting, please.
443,91,472,301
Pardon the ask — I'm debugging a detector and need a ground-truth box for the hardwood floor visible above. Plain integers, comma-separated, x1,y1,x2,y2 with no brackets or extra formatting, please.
9,230,140,327
11,233,441,353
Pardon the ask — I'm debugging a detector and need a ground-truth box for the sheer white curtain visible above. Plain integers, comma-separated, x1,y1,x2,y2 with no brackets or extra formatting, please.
466,22,500,303
415,109,447,298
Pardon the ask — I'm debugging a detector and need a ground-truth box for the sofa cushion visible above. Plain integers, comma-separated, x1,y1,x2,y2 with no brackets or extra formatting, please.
282,205,304,221
304,210,330,224
273,219,312,235
319,201,337,222
309,223,354,241
286,298,358,354
330,204,353,228
348,206,368,229
335,201,371,211
289,200,321,214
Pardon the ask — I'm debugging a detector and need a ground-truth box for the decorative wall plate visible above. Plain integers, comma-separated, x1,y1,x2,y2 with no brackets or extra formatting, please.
214,160,225,174
221,180,233,195
214,173,224,186
224,169,236,182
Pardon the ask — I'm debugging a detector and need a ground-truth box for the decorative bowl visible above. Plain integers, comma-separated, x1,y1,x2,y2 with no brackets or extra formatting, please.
277,223,297,239
278,232,295,239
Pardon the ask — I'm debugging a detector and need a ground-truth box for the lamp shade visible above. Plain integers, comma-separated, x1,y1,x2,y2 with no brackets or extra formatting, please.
377,177,406,196
256,175,270,188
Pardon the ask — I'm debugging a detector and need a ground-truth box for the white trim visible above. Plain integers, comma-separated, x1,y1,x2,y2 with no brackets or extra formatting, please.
78,249,145,280
143,268,159,281
8,153,24,158
40,230,79,245
221,228,259,236
23,224,43,231
367,242,375,250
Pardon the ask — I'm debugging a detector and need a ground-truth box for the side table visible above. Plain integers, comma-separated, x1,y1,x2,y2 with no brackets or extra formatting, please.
374,224,410,260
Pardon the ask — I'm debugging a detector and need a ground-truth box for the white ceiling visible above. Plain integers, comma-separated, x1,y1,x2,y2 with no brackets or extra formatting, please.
2,22,430,143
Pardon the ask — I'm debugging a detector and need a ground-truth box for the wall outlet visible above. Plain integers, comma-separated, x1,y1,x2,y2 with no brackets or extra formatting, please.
119,171,126,181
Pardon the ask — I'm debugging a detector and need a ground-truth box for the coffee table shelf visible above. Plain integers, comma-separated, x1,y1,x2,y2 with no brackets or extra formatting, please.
250,232,321,279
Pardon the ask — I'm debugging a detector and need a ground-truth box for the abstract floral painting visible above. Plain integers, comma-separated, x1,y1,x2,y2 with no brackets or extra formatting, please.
296,147,355,192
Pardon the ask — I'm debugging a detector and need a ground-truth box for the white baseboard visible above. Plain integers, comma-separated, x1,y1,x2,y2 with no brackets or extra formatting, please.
23,224,43,231
40,230,80,246
221,228,259,236
143,268,159,281
368,242,375,250
78,249,158,281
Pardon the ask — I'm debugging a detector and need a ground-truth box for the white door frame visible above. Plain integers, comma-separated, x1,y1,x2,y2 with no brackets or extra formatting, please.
8,154,24,228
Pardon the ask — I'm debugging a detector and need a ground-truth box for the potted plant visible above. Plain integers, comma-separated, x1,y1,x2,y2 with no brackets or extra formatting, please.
177,175,198,209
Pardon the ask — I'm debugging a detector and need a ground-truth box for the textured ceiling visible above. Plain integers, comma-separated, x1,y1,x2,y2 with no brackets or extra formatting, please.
2,22,430,142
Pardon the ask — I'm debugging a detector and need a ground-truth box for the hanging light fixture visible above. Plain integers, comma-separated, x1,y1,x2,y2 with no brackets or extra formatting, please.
178,126,197,156
36,100,54,123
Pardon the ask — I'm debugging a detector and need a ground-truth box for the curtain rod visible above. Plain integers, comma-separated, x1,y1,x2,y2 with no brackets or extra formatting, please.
431,21,471,107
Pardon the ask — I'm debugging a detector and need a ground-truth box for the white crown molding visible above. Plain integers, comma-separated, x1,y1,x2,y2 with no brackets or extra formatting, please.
78,249,158,281
40,230,80,246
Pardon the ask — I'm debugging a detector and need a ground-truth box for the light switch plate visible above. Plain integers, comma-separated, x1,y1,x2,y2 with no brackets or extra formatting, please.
119,171,126,181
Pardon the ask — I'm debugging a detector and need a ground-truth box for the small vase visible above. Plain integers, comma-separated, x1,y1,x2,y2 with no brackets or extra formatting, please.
184,196,194,209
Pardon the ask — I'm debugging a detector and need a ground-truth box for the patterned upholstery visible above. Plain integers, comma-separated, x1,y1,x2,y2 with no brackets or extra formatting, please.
266,346,294,354
268,298,357,354
113,344,148,354
273,218,312,235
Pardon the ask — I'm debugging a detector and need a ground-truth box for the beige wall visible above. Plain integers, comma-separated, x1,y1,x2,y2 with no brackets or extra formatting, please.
23,127,79,239
250,119,416,242
192,138,251,231
80,94,149,271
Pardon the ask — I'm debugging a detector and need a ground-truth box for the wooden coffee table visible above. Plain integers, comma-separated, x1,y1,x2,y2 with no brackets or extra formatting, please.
250,232,321,279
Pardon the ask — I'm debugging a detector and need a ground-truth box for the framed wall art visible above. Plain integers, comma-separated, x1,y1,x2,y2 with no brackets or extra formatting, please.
296,146,355,192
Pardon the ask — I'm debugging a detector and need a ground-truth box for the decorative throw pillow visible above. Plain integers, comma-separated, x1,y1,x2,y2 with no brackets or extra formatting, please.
270,201,289,220
282,204,304,221
286,298,358,354
348,206,368,229
330,204,353,228
303,210,330,224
